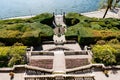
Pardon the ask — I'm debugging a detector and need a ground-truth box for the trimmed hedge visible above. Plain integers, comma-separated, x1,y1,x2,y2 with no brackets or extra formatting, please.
79,37,102,45
0,37,41,46
0,35,55,46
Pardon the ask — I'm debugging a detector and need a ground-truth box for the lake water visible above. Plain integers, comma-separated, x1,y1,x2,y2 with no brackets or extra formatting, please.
0,0,102,19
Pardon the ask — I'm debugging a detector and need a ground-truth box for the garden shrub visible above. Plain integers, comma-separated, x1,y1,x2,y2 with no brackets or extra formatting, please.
92,45,116,65
0,46,27,67
109,44,120,65
0,13,54,46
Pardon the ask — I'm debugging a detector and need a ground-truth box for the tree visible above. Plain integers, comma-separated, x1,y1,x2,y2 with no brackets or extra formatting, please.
103,0,120,18
103,0,114,18
113,0,120,9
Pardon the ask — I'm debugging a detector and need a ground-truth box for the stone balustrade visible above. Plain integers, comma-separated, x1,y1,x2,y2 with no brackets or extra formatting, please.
24,75,95,80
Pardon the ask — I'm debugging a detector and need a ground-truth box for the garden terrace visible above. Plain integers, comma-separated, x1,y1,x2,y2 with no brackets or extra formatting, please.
66,58,90,69
28,59,53,69
65,13,120,45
